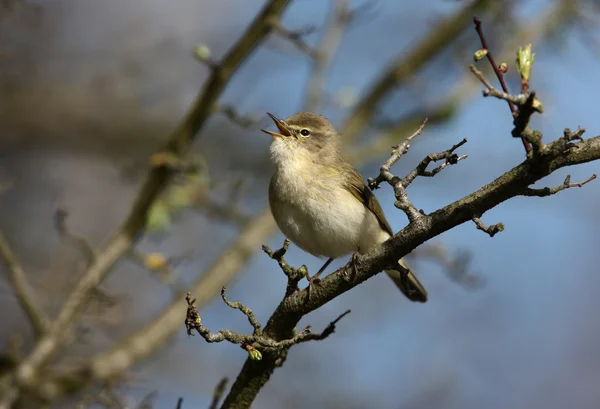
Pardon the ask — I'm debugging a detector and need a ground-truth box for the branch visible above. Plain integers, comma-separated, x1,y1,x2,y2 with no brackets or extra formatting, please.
341,0,494,141
262,240,307,297
0,231,48,337
213,104,261,129
304,0,352,110
473,16,515,113
185,292,350,351
401,138,468,184
54,206,96,266
219,287,262,335
470,65,544,152
3,0,293,403
367,120,428,222
268,19,317,58
472,16,532,154
218,130,600,409
520,174,597,197
209,378,228,409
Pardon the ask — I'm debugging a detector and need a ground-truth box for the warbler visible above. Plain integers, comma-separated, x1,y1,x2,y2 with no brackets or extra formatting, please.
262,112,427,302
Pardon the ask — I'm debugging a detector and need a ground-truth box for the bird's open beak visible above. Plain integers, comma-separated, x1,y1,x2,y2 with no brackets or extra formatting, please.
261,112,292,138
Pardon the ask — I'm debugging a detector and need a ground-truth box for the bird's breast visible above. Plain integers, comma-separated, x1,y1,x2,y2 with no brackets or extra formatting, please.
269,164,367,258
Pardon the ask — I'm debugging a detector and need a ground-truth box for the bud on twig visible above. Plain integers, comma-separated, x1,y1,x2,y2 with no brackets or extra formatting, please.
516,44,535,82
473,48,488,62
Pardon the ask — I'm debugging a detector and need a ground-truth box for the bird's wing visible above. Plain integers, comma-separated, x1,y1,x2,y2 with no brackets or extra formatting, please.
343,165,394,236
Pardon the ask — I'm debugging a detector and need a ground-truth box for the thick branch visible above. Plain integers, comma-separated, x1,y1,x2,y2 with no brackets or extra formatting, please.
0,232,48,337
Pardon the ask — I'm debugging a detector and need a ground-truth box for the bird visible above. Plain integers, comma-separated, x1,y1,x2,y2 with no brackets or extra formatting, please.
261,112,427,302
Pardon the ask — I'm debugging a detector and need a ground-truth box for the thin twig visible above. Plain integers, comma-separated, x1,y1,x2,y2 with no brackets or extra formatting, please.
221,287,262,334
185,293,350,350
472,16,532,153
473,16,515,112
0,232,48,337
401,138,468,186
472,217,504,237
269,18,317,57
520,174,597,197
367,120,429,223
262,240,307,297
54,206,96,266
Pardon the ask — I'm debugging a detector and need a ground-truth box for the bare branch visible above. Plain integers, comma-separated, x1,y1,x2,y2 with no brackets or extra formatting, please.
262,240,307,297
472,16,532,154
213,104,261,128
366,120,428,223
185,292,349,351
341,0,494,141
305,0,352,110
269,18,317,58
0,231,48,337
520,174,597,197
472,16,516,113
220,287,262,335
472,217,505,237
367,119,428,190
401,138,468,185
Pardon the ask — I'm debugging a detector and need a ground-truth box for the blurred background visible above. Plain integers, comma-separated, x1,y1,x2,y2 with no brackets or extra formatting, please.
2,0,600,408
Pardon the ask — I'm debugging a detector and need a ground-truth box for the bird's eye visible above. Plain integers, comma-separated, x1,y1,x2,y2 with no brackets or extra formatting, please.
300,129,311,137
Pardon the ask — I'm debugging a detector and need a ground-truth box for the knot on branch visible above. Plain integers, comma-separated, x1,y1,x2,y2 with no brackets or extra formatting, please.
472,217,505,237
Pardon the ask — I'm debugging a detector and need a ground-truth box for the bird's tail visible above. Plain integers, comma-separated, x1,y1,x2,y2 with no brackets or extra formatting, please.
384,258,427,303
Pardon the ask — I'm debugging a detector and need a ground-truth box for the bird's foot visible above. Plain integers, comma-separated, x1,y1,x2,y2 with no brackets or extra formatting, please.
343,252,361,283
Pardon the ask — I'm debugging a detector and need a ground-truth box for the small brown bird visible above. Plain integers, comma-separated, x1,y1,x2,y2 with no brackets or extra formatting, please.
262,112,427,302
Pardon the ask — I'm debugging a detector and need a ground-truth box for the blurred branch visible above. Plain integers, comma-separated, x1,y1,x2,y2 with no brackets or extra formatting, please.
1,0,293,406
209,378,228,409
0,232,48,338
341,0,494,142
412,243,482,289
269,19,317,57
305,0,352,110
212,104,262,129
40,209,278,402
53,206,96,266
